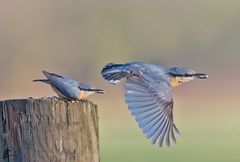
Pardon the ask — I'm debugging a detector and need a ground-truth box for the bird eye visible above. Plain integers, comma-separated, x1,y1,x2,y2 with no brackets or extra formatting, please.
168,72,194,78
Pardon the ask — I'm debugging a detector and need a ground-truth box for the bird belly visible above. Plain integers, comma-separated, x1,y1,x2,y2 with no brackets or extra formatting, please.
79,91,94,99
79,91,88,99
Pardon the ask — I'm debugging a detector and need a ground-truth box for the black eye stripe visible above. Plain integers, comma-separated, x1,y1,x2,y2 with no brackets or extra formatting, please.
169,73,194,77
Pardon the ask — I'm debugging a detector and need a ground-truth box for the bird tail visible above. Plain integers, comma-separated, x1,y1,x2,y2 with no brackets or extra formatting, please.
33,79,50,84
101,63,131,84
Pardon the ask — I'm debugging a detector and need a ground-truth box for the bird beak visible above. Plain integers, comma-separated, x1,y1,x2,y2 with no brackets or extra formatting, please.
194,73,208,79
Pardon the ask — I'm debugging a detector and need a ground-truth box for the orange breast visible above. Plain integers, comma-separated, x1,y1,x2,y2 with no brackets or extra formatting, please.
170,77,183,88
79,91,87,99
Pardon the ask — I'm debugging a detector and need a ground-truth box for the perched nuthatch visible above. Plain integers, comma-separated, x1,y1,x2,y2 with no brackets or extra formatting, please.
101,62,208,147
34,70,104,100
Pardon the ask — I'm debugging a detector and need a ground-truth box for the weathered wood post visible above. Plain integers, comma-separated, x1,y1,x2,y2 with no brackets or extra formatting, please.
0,97,99,162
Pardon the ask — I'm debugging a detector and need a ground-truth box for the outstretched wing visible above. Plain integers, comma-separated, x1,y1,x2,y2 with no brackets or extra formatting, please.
125,76,180,147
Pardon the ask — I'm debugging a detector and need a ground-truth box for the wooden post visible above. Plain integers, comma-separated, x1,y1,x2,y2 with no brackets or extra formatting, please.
0,97,99,162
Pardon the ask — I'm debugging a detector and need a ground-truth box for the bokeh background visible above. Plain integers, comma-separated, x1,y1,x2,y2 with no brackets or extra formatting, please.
1,1,240,161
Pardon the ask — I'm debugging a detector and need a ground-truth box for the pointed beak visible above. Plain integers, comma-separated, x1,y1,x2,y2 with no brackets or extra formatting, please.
194,73,208,79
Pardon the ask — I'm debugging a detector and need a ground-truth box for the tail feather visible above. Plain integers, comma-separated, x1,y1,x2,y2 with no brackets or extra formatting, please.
33,79,50,84
101,63,131,84
43,70,63,79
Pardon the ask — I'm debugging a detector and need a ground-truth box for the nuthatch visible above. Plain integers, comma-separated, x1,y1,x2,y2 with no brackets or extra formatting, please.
34,70,104,100
101,62,208,147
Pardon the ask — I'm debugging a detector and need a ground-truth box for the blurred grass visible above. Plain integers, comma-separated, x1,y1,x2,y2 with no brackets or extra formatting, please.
101,128,240,162
96,90,240,162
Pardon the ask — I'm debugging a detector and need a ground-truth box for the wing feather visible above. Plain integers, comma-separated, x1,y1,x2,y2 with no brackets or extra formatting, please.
125,76,179,147
138,110,163,128
48,76,79,99
151,117,168,144
158,120,170,147
144,111,166,137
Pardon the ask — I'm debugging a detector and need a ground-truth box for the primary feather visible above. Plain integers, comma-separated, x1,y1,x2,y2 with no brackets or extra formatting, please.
101,62,180,147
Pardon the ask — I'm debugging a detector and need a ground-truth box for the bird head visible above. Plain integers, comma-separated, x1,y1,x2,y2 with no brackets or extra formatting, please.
168,67,208,87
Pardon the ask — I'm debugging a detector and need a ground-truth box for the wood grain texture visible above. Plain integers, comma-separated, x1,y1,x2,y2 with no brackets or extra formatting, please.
0,97,99,162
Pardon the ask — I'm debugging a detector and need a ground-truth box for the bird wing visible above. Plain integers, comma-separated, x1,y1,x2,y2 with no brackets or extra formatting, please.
125,75,180,147
78,83,92,90
48,76,80,99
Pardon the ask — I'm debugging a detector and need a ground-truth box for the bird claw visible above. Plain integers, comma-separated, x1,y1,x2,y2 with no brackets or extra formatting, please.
71,99,80,103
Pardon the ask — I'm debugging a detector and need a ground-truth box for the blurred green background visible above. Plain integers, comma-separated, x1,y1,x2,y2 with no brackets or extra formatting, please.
1,0,240,161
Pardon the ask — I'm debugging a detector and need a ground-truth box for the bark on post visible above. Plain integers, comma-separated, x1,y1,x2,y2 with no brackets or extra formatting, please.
0,97,99,162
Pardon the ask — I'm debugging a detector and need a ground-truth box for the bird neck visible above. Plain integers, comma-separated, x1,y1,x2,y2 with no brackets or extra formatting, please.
170,77,184,88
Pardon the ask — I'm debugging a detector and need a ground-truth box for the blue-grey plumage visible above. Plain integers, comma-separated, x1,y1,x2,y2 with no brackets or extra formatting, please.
101,62,208,147
33,70,104,100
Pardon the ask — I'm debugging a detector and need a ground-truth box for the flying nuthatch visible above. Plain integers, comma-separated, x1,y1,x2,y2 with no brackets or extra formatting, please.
34,70,104,100
101,62,208,147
